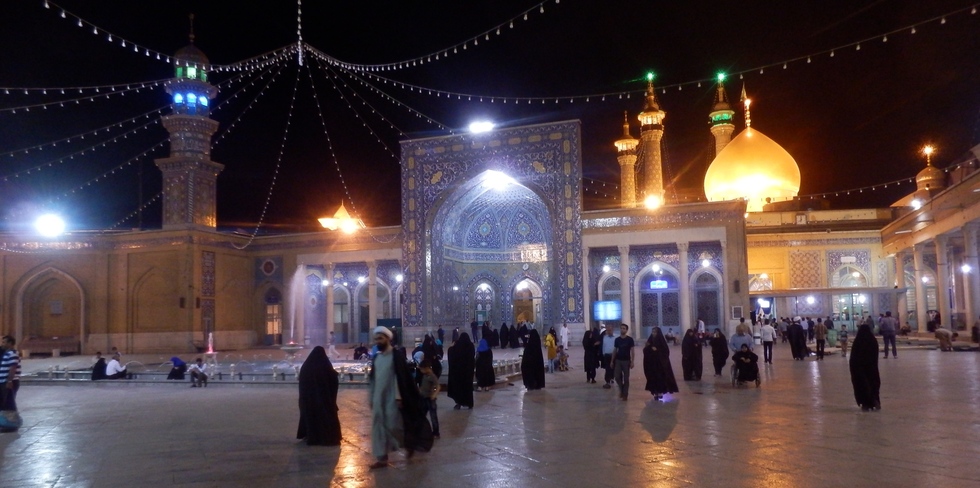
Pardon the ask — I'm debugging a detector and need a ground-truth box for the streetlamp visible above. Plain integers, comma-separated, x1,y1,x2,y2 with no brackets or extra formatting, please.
318,202,364,234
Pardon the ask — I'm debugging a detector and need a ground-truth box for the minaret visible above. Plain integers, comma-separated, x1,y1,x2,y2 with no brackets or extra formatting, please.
613,112,639,208
709,74,735,157
637,73,666,208
155,18,223,229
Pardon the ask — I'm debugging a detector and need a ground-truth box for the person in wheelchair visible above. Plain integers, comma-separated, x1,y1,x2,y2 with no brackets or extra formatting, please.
732,344,760,387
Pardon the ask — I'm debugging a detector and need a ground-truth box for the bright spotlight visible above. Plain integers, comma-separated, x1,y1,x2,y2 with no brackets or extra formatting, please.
395,274,404,282
701,259,711,268
858,295,866,304
516,281,528,291
452,285,459,291
652,264,661,272
644,195,662,209
852,271,861,278
478,283,489,291
484,170,514,190
321,279,330,287
961,264,972,274
921,276,930,283
911,199,922,210
468,121,495,133
756,298,771,308
806,296,815,305
759,273,769,279
357,276,366,283
602,265,611,273
34,214,66,237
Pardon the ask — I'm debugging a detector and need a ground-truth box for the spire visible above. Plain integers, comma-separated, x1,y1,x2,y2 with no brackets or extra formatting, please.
713,77,731,112
188,13,195,44
621,111,631,138
740,83,752,128
642,72,660,112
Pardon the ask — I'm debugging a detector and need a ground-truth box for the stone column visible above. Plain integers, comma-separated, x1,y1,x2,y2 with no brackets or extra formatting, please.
583,247,593,328
678,242,692,331
368,261,378,335
936,235,952,330
619,246,631,326
913,244,929,333
963,225,980,331
720,240,730,333
325,263,335,343
894,252,908,328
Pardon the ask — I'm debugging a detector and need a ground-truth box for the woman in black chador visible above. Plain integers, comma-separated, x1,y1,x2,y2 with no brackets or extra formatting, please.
499,323,510,349
643,327,679,401
521,330,546,390
475,339,496,391
849,323,881,412
447,332,475,409
581,328,599,383
709,329,729,376
297,346,342,446
680,329,703,381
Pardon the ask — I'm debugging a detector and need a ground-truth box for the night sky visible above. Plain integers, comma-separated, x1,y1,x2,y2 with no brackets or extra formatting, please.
1,0,978,233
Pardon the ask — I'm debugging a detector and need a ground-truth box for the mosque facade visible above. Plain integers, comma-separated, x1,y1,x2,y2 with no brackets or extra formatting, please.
2,45,979,355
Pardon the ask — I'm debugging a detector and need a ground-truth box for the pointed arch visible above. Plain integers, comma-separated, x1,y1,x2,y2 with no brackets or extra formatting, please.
13,265,86,345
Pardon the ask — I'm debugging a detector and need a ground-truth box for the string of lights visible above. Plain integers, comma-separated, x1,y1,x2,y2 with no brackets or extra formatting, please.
304,65,396,245
311,0,562,72
0,116,162,181
38,1,297,72
0,69,260,181
331,65,453,133
1,105,166,158
1,82,158,114
340,3,978,104
47,140,167,203
106,190,163,230
309,58,403,160
232,66,303,250
212,63,286,148
44,67,279,203
1,78,170,95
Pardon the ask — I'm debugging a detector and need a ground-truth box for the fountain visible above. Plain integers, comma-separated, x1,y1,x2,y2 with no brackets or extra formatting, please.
281,265,306,358
203,332,219,376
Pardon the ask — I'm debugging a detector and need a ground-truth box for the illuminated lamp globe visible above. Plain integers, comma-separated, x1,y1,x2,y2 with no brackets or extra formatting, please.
703,127,801,212
318,202,365,234
35,213,66,237
644,195,662,209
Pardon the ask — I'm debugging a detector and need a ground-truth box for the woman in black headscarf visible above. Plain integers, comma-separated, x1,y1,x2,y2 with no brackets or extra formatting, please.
499,323,510,349
709,329,729,376
447,332,475,409
475,339,496,391
422,336,443,379
297,346,341,446
849,323,881,412
510,325,522,348
91,354,107,381
521,330,546,390
681,329,703,381
581,329,599,384
643,327,679,401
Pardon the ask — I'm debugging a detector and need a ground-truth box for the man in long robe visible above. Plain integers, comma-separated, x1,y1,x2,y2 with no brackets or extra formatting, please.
787,318,807,360
369,326,432,468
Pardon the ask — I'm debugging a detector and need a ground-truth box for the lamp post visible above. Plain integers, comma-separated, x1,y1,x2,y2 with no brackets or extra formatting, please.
318,202,365,233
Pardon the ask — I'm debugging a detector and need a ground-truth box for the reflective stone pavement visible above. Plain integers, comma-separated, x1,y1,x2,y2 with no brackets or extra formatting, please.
2,344,979,487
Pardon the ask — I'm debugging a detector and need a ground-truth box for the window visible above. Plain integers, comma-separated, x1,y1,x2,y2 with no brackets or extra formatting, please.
187,67,198,80
176,66,184,78
173,93,184,104
199,96,208,107
187,93,197,105
265,304,281,335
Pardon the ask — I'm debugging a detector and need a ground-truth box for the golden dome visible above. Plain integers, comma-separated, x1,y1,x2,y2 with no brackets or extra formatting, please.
703,127,801,212
915,163,945,191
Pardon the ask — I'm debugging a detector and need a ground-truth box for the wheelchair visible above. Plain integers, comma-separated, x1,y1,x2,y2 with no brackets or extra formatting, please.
730,361,761,388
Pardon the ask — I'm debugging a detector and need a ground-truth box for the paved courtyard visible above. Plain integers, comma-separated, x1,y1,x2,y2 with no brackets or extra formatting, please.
2,343,979,487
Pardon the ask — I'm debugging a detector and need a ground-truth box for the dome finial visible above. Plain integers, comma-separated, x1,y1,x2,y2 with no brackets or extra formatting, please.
740,83,751,128
188,13,195,44
621,111,631,138
643,72,660,112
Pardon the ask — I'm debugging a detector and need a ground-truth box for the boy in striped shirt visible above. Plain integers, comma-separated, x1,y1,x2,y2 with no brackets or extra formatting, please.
1,335,21,412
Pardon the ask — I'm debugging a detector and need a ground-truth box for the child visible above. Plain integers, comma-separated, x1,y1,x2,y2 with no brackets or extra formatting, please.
556,345,569,371
418,360,440,439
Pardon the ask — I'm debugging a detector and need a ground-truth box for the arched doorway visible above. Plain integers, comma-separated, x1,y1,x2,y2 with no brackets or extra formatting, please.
426,169,556,328
832,266,872,328
333,286,351,343
637,264,680,337
357,281,391,342
693,270,722,330
473,282,495,323
513,279,543,328
16,267,86,352
263,288,283,345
